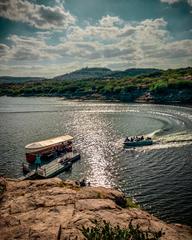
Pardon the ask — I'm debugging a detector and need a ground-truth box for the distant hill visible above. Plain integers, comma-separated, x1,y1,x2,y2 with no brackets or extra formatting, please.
0,68,161,83
0,76,45,84
54,67,113,81
109,68,161,78
123,68,161,76
54,67,161,81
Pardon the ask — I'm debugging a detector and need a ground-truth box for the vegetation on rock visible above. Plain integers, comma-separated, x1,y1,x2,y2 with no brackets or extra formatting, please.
82,220,163,240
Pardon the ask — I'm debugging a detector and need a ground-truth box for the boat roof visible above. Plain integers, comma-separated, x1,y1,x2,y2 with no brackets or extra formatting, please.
25,135,73,152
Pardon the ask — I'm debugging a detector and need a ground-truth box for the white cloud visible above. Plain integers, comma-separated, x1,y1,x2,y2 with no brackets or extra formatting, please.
2,34,60,63
0,44,10,57
99,15,123,27
0,16,191,77
160,0,192,6
0,0,76,29
0,62,80,77
160,0,179,3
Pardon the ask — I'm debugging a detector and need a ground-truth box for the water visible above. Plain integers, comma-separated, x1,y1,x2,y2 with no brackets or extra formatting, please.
0,96,192,226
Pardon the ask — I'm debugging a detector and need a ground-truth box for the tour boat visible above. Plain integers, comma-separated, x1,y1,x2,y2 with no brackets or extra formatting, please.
22,135,80,179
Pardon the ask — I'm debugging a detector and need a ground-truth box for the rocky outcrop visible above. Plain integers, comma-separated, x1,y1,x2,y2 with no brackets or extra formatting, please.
0,177,192,240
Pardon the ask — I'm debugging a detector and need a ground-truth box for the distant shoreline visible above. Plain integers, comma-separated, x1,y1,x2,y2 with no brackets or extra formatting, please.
1,67,191,105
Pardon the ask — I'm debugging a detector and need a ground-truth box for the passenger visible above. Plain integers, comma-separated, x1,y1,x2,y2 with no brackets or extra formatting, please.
141,136,144,140
80,179,86,187
61,142,65,153
35,153,41,171
63,147,66,154
56,147,60,156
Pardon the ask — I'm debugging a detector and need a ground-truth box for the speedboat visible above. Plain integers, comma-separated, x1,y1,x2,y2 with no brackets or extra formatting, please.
124,136,153,147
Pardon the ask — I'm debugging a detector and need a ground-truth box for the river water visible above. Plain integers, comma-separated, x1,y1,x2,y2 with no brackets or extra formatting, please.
0,97,192,225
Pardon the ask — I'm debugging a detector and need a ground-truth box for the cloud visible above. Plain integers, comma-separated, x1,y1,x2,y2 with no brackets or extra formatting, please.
0,16,191,77
0,0,76,29
160,0,179,3
0,44,10,57
0,62,81,78
99,15,123,27
160,0,192,6
144,39,192,59
2,34,59,62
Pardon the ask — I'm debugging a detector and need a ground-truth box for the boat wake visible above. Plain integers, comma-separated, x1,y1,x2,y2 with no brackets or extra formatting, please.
145,128,168,138
119,130,192,152
158,131,192,143
141,131,192,151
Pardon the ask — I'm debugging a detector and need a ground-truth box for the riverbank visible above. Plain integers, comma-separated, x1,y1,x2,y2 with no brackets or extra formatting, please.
0,177,192,240
60,88,192,104
1,87,191,104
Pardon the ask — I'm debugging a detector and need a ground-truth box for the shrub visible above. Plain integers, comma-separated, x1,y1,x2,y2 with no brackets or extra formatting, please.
81,220,163,240
126,197,140,208
149,81,168,92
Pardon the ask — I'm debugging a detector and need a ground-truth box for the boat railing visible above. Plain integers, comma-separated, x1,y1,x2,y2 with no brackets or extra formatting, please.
37,152,74,177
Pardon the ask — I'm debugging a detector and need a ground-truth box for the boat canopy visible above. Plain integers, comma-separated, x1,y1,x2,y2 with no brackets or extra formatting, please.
25,135,73,153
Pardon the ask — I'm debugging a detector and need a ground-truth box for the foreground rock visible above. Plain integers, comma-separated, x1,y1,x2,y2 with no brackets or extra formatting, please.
0,177,191,240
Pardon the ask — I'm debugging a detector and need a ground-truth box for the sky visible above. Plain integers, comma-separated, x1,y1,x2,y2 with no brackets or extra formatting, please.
0,0,192,77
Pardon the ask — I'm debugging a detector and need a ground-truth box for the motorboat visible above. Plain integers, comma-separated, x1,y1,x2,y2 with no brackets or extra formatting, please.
124,136,153,147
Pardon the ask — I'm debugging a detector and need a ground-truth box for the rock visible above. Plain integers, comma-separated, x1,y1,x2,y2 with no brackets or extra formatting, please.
0,178,191,240
0,176,7,200
75,199,117,211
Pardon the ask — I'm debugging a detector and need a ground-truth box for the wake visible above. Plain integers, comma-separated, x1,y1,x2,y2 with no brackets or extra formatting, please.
118,130,192,152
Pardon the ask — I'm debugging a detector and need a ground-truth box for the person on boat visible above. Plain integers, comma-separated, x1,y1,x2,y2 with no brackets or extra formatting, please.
61,142,65,153
35,153,41,170
125,137,129,142
56,147,60,156
53,147,60,157
141,136,144,140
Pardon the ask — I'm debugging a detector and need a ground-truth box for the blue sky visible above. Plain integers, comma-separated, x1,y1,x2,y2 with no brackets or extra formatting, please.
0,0,192,77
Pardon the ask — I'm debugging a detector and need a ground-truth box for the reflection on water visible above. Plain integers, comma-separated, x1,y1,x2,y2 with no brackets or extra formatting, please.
0,97,192,226
72,112,116,186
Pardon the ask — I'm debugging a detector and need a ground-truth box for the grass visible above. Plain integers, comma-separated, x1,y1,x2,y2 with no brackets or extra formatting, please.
115,195,140,209
81,220,163,240
126,197,140,208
